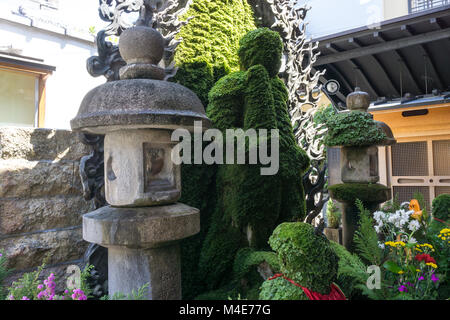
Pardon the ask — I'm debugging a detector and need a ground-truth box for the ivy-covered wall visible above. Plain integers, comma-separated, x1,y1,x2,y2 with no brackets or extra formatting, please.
174,0,257,300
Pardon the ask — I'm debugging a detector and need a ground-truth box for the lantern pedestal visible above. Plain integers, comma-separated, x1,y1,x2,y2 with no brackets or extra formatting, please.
83,203,200,299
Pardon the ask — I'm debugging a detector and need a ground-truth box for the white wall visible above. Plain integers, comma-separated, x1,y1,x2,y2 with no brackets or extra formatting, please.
0,0,108,129
303,0,384,38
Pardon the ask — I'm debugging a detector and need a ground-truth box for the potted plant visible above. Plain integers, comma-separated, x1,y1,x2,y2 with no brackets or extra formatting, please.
324,199,343,244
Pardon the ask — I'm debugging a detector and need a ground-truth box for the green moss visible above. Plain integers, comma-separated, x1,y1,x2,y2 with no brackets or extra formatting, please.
329,183,391,204
238,28,283,78
268,222,338,294
197,28,310,297
259,277,307,300
329,242,366,299
175,1,256,299
324,111,387,147
432,194,450,221
174,0,256,106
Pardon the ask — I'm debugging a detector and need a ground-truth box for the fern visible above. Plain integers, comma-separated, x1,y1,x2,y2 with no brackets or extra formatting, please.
353,199,383,265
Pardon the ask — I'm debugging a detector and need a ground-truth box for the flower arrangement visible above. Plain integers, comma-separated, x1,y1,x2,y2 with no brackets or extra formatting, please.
349,197,449,300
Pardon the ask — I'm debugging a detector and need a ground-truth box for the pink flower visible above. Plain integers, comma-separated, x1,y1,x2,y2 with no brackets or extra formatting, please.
21,296,30,300
71,288,87,300
431,273,439,283
398,285,408,292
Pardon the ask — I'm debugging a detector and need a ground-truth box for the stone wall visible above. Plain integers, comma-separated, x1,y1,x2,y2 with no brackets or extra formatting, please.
0,127,93,289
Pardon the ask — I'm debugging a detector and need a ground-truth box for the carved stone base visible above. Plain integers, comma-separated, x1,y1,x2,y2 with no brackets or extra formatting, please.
82,203,200,299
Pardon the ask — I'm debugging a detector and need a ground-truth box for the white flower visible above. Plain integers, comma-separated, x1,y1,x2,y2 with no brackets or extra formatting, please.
378,242,385,249
374,225,380,233
400,202,410,209
409,237,417,244
408,220,420,232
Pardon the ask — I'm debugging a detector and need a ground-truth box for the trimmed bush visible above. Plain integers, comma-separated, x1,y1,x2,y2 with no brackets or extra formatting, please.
432,194,450,221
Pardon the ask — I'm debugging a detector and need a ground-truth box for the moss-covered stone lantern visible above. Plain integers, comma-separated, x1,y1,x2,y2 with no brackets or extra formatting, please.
70,2,210,299
326,88,396,251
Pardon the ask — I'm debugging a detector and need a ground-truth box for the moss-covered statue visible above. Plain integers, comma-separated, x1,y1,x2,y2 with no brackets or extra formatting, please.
259,222,346,300
198,28,310,292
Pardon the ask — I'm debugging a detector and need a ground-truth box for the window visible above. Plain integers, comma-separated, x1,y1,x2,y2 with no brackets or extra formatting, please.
388,139,450,210
409,0,450,13
0,57,53,127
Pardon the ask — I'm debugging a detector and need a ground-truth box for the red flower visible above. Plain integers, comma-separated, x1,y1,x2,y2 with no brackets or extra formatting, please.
415,254,436,264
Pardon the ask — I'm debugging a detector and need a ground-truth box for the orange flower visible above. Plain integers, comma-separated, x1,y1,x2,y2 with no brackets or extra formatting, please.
409,199,422,221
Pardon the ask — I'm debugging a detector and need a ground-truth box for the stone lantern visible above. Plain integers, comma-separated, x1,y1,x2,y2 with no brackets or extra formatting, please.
71,6,210,299
328,88,396,251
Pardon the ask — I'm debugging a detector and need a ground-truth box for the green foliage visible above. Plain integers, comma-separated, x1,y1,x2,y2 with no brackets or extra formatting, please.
0,251,11,300
100,283,149,300
313,104,336,126
432,194,450,221
197,27,310,298
353,199,383,265
238,28,283,78
329,242,366,299
324,111,387,147
259,276,306,300
267,222,338,294
80,264,94,299
329,183,390,204
326,199,341,229
175,0,256,300
7,255,50,300
174,0,256,106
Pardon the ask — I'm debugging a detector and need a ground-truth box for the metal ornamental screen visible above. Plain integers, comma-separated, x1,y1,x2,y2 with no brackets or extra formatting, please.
409,0,450,13
388,139,450,210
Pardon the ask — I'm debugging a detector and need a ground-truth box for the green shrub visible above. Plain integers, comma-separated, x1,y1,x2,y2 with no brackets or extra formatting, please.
198,28,310,297
324,111,387,147
174,0,256,300
432,194,450,221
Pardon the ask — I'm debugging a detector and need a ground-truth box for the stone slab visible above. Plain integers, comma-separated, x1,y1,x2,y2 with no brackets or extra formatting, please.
0,159,83,198
0,127,89,161
0,195,93,235
1,228,88,270
83,203,200,248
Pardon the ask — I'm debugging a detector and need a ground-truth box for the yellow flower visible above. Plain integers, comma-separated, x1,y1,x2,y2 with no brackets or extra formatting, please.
415,248,423,252
440,228,450,234
426,262,437,269
398,271,404,274
443,237,447,240
416,269,421,272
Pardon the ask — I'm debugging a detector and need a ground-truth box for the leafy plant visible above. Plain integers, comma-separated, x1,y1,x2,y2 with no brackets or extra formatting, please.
353,199,383,266
0,251,11,300
100,283,149,300
7,254,50,300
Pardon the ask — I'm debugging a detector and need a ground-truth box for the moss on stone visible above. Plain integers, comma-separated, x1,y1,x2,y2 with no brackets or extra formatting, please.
329,183,391,204
324,111,387,147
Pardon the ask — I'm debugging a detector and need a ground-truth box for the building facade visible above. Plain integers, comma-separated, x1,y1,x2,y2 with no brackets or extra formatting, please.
0,0,105,129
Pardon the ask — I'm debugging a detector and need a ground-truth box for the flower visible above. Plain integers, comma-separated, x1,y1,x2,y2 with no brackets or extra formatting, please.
398,285,408,292
71,288,87,300
426,262,438,269
7,295,14,300
415,253,436,264
408,220,420,232
431,273,439,283
398,270,404,275
418,276,424,281
21,296,30,300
